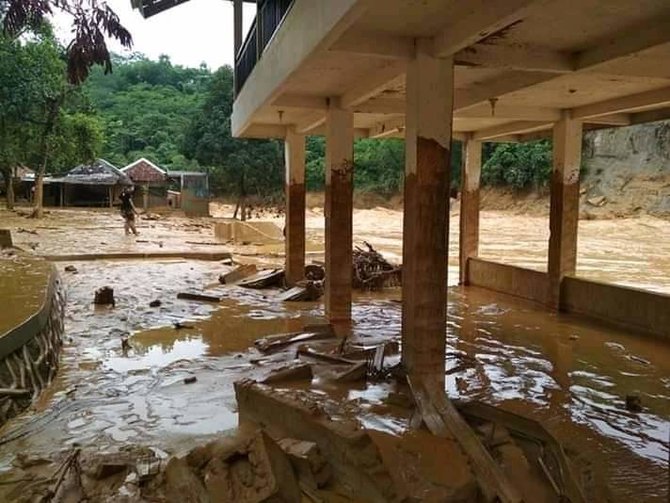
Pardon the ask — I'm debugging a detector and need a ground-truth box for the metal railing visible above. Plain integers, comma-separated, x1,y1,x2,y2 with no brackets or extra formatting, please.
234,0,294,96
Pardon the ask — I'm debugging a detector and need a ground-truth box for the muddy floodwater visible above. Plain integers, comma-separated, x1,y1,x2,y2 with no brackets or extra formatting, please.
0,206,668,501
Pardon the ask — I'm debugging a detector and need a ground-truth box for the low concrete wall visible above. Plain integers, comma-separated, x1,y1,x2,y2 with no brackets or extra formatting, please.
0,261,65,425
467,258,549,305
214,220,284,244
561,277,670,339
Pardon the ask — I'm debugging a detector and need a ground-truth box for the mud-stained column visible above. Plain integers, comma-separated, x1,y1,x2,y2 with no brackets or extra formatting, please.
402,41,454,389
284,127,306,286
459,136,482,285
325,99,354,323
547,112,582,309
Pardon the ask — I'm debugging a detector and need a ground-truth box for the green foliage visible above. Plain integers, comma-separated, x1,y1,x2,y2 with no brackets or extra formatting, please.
182,66,283,197
84,54,210,169
482,140,552,189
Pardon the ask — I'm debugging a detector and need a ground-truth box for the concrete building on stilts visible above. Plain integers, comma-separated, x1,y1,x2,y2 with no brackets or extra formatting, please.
133,0,670,379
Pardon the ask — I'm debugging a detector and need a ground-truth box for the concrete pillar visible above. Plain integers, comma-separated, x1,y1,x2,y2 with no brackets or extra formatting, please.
284,127,306,286
547,112,582,308
325,99,354,323
459,136,482,285
233,0,243,56
401,41,454,389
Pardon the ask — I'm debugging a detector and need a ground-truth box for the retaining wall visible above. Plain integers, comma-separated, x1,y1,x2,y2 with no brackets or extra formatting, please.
0,258,65,425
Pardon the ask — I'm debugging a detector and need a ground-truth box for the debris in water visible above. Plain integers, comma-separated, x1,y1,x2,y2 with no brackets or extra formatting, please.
278,282,323,302
149,299,162,308
173,321,194,330
218,263,257,284
177,291,223,303
121,337,132,353
183,376,197,385
625,394,642,412
94,286,115,306
261,363,313,384
238,268,285,289
64,265,78,273
353,242,401,290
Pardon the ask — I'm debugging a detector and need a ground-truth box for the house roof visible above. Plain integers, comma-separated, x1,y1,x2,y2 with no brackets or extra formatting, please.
52,159,132,186
121,158,167,183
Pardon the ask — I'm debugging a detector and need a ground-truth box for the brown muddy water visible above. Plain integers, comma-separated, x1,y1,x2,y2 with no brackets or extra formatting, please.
0,207,668,501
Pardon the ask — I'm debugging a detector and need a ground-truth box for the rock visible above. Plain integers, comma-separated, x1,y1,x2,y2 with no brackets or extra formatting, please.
164,456,208,503
278,438,331,489
587,195,607,207
184,376,197,385
94,286,115,306
64,265,78,273
625,394,642,412
149,299,162,308
199,431,301,503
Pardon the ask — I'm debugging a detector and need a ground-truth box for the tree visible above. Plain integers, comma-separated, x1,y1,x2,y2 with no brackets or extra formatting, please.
2,0,132,84
482,140,552,189
182,66,283,219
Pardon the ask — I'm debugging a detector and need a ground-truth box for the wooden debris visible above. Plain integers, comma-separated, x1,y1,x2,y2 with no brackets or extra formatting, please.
408,377,523,503
353,241,401,290
333,361,367,382
305,264,325,281
238,268,285,289
149,299,162,307
177,291,223,303
297,346,356,365
218,264,257,284
302,323,334,336
278,282,323,302
262,363,313,384
0,388,31,397
183,376,197,385
94,286,115,306
255,331,335,354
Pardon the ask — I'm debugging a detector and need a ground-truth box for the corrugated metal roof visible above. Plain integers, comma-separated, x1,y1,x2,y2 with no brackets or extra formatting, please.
50,159,133,186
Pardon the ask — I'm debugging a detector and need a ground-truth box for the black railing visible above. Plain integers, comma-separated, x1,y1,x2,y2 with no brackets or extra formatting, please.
234,0,294,96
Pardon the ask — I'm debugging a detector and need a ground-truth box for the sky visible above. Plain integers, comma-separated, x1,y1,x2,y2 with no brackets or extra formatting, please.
54,0,257,70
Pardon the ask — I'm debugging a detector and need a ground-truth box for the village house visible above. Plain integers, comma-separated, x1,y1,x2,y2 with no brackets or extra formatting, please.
45,159,132,207
120,157,169,210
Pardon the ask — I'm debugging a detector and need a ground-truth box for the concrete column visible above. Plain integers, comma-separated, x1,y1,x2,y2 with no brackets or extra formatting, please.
547,112,582,308
401,41,454,390
233,0,243,56
284,127,306,286
459,136,482,285
325,99,354,323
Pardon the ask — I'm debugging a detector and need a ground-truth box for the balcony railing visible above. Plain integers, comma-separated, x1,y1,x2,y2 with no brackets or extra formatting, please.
234,0,294,96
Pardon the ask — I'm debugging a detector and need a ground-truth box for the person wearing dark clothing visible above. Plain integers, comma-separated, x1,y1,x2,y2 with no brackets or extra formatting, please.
119,188,139,235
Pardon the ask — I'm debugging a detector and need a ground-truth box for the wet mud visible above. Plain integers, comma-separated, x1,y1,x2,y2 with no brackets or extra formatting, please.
0,206,668,501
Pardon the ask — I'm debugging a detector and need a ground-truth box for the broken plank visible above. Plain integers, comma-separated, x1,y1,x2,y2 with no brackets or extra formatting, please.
409,377,523,503
333,361,367,382
297,346,356,365
277,284,322,302
261,363,313,384
256,331,336,354
238,268,285,289
177,291,224,303
219,264,257,284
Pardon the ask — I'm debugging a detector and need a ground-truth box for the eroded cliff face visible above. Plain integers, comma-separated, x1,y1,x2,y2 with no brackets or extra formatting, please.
582,121,670,217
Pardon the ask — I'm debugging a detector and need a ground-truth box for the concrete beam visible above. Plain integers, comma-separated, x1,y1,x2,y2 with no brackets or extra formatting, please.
369,117,405,139
454,71,557,111
575,16,670,70
472,120,553,141
244,124,287,138
352,97,405,115
329,30,414,59
273,94,328,110
433,0,538,57
586,113,631,126
455,44,573,73
572,86,670,119
284,128,306,286
402,40,454,389
547,112,582,309
458,104,562,122
340,61,406,109
630,107,670,125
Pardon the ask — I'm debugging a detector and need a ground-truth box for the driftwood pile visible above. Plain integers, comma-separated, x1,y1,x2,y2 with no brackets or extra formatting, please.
352,242,401,291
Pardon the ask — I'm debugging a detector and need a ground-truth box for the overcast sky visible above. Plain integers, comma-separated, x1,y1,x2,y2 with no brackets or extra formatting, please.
54,0,256,70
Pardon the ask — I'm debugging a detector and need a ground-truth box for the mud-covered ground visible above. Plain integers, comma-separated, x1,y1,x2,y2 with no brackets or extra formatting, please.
0,205,668,501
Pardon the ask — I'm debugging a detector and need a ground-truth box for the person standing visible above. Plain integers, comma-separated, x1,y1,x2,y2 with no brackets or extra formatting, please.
119,188,139,236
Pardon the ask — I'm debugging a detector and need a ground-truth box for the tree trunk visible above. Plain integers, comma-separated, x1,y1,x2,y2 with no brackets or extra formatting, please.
32,97,61,219
240,171,247,222
6,173,14,210
233,200,240,220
